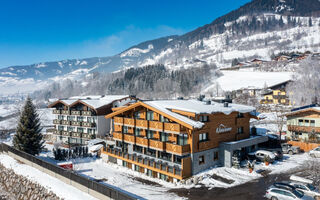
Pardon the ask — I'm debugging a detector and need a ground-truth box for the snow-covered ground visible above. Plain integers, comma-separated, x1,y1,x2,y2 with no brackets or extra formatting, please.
213,70,292,92
0,154,98,200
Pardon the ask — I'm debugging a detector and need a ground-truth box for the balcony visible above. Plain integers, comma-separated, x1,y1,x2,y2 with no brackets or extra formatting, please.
113,132,122,140
149,139,165,150
124,118,135,127
52,110,61,114
198,140,211,151
82,122,95,127
62,131,71,137
164,123,185,133
166,143,190,155
136,136,148,146
123,134,135,143
114,117,124,124
62,120,71,125
71,121,81,126
61,110,70,115
136,119,148,128
72,132,81,138
149,121,163,131
287,125,320,133
81,133,91,139
82,111,92,116
102,147,192,179
53,119,61,125
52,129,62,135
71,110,81,116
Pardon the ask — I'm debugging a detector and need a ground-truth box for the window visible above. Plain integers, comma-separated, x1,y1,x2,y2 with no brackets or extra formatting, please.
298,119,303,126
160,132,169,142
135,128,141,136
123,126,128,134
77,128,84,133
160,115,169,123
134,112,141,119
146,169,152,177
310,120,315,127
199,115,209,122
199,155,205,165
173,155,182,164
237,127,244,134
199,133,208,142
88,129,95,134
146,111,154,121
134,165,140,172
67,127,74,132
159,152,172,161
237,113,244,118
304,120,310,126
145,148,156,157
177,134,188,145
147,130,154,139
58,126,64,131
159,173,168,181
77,116,83,122
133,145,143,153
214,152,219,161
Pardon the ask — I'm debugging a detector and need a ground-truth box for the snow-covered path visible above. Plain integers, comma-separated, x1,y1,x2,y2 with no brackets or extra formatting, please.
0,154,98,200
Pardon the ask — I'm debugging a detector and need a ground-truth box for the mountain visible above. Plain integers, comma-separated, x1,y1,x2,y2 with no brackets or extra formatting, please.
1,0,320,94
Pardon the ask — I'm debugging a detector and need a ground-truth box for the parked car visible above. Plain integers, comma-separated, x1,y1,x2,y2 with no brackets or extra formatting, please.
258,147,283,160
309,147,320,158
281,143,300,155
289,182,320,199
253,150,276,163
266,185,313,200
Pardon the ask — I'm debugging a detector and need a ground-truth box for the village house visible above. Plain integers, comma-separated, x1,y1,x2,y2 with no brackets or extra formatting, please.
101,99,267,182
260,80,291,105
286,104,320,142
48,95,136,145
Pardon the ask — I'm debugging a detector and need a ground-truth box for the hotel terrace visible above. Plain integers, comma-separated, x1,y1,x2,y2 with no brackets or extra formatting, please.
48,95,136,145
102,99,268,182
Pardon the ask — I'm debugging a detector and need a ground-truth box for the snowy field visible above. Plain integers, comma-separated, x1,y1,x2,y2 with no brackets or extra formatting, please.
213,70,292,92
0,107,54,130
0,154,98,200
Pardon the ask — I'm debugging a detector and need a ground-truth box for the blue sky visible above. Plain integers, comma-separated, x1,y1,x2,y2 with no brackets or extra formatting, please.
0,0,251,68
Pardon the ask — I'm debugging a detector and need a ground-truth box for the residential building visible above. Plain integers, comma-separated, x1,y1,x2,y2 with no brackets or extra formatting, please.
286,104,320,142
48,95,136,145
101,99,267,182
260,80,292,105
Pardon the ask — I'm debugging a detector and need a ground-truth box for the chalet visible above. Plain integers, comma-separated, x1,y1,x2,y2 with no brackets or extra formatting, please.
250,59,267,65
48,95,136,145
286,104,320,142
273,55,291,61
101,99,267,182
260,80,292,105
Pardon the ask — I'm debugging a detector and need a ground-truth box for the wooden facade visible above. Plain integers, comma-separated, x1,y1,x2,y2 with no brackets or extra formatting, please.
102,101,254,181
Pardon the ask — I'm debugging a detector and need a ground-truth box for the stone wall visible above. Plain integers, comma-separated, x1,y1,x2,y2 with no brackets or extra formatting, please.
0,163,61,200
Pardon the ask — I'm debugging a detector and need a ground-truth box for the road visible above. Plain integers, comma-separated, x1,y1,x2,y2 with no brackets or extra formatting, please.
170,161,319,200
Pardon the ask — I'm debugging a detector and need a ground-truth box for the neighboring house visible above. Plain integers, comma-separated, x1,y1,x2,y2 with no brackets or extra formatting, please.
286,104,320,142
250,59,267,65
273,55,291,61
260,80,291,105
48,95,136,145
101,99,267,182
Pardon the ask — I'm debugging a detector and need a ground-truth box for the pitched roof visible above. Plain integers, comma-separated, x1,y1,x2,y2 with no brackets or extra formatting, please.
106,100,256,129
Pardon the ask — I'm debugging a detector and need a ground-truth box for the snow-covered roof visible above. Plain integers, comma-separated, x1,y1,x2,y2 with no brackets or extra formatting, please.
144,99,256,129
51,95,131,109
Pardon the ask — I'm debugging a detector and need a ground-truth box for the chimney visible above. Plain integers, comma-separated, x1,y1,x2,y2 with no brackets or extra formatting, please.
224,102,229,107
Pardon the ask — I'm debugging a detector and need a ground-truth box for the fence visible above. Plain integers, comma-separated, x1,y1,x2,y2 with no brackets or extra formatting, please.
0,143,142,200
288,141,320,152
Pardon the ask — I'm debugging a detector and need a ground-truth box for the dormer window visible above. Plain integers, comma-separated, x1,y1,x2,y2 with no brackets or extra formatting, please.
199,115,209,122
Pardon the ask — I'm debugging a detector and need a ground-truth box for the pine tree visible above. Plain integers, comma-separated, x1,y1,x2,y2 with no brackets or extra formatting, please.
13,97,44,155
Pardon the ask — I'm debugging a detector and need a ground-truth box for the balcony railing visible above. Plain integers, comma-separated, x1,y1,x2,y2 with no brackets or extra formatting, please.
166,143,190,155
71,121,81,126
71,110,81,116
52,110,61,114
82,111,92,116
62,131,71,137
62,120,71,125
113,132,122,140
81,133,90,139
72,132,81,138
53,119,61,125
102,147,191,179
61,110,70,115
136,136,148,146
52,129,62,135
149,139,165,150
287,125,320,133
82,122,95,127
114,117,186,133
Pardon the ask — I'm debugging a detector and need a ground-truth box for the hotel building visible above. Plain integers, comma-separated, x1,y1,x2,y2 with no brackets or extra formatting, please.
102,99,267,182
48,95,136,145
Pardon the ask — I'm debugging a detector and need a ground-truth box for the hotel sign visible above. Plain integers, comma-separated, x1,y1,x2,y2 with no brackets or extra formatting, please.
216,124,232,133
